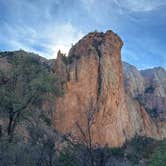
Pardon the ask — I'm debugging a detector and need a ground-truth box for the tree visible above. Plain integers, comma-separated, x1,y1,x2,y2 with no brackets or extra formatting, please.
60,98,96,166
65,98,113,166
75,98,96,166
0,54,62,142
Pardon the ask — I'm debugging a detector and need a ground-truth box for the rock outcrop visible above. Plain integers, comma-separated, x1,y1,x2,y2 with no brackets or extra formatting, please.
141,67,166,97
123,63,166,140
53,30,166,147
53,31,133,147
123,63,166,121
123,62,145,98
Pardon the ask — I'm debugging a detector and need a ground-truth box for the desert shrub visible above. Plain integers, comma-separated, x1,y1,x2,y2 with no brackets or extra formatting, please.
0,52,62,142
130,136,153,152
149,141,166,166
58,147,79,166
145,85,155,93
147,108,159,118
110,147,124,157
123,136,155,164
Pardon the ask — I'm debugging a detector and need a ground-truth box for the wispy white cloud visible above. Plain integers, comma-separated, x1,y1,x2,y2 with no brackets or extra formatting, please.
0,0,166,69
40,22,84,58
0,21,84,58
0,0,85,59
114,0,166,12
0,0,86,58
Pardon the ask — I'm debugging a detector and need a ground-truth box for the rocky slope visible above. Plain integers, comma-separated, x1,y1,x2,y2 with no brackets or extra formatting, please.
123,62,166,141
53,30,166,147
123,62,166,121
123,62,145,98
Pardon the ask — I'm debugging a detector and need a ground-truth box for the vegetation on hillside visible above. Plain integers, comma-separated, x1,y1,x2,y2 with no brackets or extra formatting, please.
0,51,165,166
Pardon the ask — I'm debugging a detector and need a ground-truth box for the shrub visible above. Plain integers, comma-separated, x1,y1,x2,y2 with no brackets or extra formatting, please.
149,141,166,166
145,85,155,93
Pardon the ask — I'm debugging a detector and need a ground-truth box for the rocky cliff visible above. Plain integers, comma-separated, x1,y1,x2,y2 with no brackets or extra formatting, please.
52,30,166,147
53,31,133,147
123,62,166,140
123,62,166,121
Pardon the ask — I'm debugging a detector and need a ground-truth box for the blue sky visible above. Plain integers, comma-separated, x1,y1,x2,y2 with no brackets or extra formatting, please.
0,0,166,69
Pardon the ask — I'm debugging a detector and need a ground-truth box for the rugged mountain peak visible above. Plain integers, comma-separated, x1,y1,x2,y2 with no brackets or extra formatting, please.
68,30,123,60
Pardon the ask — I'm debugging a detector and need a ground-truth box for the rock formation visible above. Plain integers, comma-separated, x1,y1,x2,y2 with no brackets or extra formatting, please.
123,63,166,140
53,31,133,147
123,62,166,122
53,30,166,147
1,31,165,148
123,62,145,98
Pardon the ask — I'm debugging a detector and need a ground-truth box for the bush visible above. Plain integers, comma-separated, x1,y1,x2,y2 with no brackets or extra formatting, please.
58,147,78,166
149,142,166,166
130,136,153,153
147,108,159,118
145,85,155,93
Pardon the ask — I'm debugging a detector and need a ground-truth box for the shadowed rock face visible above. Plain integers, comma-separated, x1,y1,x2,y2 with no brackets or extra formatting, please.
53,31,133,147
123,63,166,122
123,63,166,140
123,62,145,98
141,67,166,98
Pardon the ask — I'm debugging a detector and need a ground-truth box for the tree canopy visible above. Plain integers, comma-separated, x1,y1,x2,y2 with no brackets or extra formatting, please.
0,53,62,141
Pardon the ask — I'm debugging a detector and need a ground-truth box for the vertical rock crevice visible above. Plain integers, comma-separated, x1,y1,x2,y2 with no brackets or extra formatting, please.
75,59,78,81
97,55,102,100
92,40,103,100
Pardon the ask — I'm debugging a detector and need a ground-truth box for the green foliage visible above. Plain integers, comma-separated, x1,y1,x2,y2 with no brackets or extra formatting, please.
39,114,52,126
61,54,75,65
125,136,154,164
149,141,166,166
0,53,62,141
0,134,58,166
110,147,124,157
145,85,155,93
147,108,159,118
58,147,78,166
130,136,154,153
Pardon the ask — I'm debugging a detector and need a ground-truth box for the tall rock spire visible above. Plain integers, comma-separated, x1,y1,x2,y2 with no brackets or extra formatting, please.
53,30,132,147
53,30,166,147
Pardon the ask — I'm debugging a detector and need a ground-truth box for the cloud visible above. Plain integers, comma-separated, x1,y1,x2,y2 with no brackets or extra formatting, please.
0,21,84,58
40,22,84,58
0,0,166,69
114,0,166,12
0,0,85,59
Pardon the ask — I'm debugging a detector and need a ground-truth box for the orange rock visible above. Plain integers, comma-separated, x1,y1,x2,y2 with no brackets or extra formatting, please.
53,31,133,147
53,30,166,147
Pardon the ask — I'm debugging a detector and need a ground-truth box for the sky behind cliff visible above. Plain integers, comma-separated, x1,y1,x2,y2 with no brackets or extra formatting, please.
0,0,166,69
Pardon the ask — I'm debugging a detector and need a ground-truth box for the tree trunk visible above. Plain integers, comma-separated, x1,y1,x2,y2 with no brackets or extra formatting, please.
7,114,13,135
